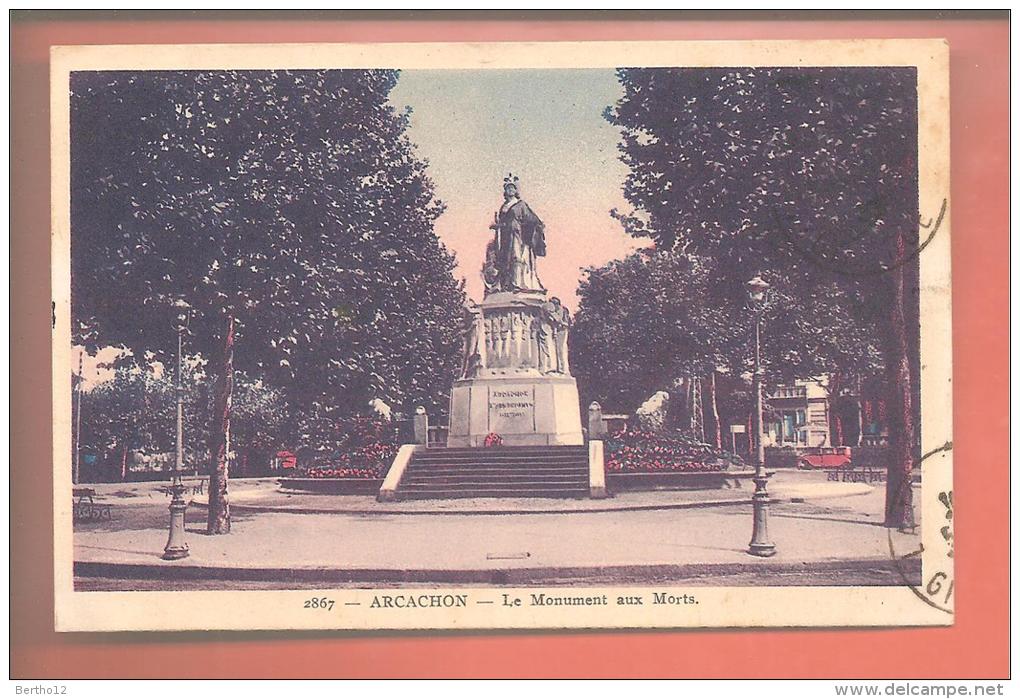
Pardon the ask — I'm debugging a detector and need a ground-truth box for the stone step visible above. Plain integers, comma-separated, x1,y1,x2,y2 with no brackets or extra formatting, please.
401,477,587,487
416,448,591,461
401,479,587,489
401,463,587,473
405,474,587,482
395,445,591,500
400,493,589,501
420,444,583,448
398,487,590,500
413,455,586,464
415,449,586,457
407,462,587,471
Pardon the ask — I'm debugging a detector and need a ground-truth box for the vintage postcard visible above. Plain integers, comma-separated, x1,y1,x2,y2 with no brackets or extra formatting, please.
51,39,953,632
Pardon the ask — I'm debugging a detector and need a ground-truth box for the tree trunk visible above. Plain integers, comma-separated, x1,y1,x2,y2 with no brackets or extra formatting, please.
709,371,722,449
884,233,916,530
207,315,234,535
855,374,865,446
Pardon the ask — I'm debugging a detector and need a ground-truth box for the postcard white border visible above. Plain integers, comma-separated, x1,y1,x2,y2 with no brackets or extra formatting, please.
50,39,953,632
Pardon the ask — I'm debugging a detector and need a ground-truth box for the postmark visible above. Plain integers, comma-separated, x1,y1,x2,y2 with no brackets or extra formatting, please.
775,198,948,278
887,442,955,615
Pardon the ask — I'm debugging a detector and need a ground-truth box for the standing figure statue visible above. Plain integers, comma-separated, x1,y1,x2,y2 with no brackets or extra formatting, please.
539,297,571,375
537,302,556,374
485,174,547,294
549,297,571,375
460,306,482,378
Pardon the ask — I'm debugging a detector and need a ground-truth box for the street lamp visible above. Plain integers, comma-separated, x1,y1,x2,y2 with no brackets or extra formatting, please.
746,275,776,557
163,299,191,560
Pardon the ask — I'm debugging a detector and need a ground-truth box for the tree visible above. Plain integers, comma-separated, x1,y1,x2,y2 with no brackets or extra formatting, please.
605,67,919,527
77,365,173,481
573,250,735,415
572,247,881,439
71,70,465,529
76,355,289,482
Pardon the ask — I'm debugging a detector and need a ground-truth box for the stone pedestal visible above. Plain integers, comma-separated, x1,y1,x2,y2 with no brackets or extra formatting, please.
448,375,583,447
447,291,583,447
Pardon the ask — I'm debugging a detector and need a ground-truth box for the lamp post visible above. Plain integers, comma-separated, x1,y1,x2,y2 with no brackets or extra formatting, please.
746,275,776,557
73,349,84,485
163,300,191,560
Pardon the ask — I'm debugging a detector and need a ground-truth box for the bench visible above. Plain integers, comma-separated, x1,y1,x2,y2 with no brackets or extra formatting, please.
158,479,207,496
72,487,96,504
826,466,886,483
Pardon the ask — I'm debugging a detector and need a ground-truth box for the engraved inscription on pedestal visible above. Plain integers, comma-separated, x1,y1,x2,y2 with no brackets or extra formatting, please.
488,386,536,434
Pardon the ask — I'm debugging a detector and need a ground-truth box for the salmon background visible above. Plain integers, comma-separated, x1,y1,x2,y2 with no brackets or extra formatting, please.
11,11,1009,678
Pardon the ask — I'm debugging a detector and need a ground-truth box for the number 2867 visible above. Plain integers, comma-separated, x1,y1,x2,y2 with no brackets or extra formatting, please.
303,597,335,611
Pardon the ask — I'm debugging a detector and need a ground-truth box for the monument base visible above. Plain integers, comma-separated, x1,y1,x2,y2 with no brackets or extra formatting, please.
447,374,584,447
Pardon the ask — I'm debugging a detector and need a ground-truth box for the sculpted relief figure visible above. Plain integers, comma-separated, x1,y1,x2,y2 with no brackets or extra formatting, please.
460,307,482,378
539,297,571,375
549,297,571,375
537,305,555,374
483,174,547,294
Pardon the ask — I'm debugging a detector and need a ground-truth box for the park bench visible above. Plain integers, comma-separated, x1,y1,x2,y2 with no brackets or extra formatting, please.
157,478,206,496
826,465,886,483
72,487,96,504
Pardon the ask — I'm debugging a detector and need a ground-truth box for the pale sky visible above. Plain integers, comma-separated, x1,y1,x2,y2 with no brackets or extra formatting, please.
389,69,641,309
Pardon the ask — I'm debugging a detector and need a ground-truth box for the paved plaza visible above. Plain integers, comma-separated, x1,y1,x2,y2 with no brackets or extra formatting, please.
72,471,922,589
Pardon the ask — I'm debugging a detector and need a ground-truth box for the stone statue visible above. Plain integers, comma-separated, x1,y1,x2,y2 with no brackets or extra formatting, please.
447,174,584,447
486,175,546,294
537,301,556,374
460,307,482,378
549,297,571,374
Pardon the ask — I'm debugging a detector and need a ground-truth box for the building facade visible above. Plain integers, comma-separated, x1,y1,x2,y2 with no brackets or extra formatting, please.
763,379,832,448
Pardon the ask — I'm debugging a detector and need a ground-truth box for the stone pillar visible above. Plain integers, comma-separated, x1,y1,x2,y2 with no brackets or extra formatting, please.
588,401,604,439
413,406,429,446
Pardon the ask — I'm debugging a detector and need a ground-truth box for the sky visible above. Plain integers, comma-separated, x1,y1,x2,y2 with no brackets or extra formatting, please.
388,69,642,309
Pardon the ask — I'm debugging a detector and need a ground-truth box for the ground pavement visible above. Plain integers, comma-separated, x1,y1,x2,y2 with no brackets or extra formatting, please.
72,471,922,590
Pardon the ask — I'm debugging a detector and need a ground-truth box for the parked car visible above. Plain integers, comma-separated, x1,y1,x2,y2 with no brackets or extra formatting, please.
797,446,852,469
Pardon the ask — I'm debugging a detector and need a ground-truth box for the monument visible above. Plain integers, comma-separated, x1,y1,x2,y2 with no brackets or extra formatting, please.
447,175,584,447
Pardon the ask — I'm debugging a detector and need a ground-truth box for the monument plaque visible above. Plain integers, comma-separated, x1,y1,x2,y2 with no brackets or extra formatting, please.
488,386,536,434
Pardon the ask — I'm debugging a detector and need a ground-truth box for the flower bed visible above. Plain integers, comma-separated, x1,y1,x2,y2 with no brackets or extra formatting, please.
294,417,399,479
302,466,388,479
604,429,743,473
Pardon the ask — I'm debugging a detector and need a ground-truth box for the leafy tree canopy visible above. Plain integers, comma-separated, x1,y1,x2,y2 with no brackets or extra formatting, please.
71,69,465,418
580,67,920,409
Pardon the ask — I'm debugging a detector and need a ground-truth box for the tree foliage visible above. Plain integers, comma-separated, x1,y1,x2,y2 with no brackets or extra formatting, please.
77,358,287,479
571,247,883,416
600,67,920,526
606,68,918,272
71,69,465,421
604,67,917,362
